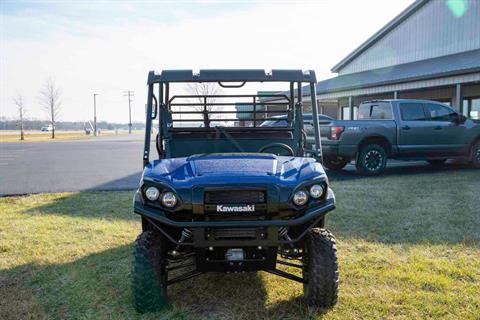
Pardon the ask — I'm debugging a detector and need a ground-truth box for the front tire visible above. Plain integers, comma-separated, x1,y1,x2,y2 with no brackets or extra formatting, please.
323,158,348,171
132,231,169,313
471,140,480,168
356,144,387,176
303,228,339,308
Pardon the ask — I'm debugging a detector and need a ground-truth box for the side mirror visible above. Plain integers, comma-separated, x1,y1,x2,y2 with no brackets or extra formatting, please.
452,113,467,124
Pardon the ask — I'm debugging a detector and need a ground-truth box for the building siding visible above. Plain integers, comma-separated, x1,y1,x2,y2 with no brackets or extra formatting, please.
338,0,480,75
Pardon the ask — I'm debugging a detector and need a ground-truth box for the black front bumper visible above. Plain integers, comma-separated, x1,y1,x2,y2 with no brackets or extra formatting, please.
133,189,335,247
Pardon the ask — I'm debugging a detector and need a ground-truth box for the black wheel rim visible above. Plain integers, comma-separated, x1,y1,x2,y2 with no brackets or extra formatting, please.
365,150,383,171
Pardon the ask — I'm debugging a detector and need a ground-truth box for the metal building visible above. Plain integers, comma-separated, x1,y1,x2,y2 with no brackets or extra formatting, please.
316,0,480,120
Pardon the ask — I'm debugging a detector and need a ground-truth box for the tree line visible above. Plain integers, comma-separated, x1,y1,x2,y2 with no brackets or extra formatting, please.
0,119,145,131
8,81,230,139
9,77,145,139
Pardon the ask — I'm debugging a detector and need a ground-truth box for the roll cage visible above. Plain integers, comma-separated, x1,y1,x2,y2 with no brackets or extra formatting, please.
143,69,323,166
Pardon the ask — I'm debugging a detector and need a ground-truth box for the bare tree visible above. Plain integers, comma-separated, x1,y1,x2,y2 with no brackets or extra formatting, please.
185,82,221,112
13,93,26,140
39,77,62,139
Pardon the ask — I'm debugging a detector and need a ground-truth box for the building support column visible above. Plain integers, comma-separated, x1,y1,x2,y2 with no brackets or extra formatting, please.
393,91,398,99
318,99,323,114
349,96,354,120
455,84,462,113
337,99,342,119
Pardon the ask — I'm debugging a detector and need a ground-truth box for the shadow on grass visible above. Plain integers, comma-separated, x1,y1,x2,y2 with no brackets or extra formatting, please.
327,161,476,181
21,165,480,246
19,170,143,221
0,244,329,320
6,168,479,319
23,190,137,222
330,166,480,246
86,172,142,192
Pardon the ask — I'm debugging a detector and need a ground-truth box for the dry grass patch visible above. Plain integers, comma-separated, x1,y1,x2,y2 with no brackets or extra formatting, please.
0,130,127,143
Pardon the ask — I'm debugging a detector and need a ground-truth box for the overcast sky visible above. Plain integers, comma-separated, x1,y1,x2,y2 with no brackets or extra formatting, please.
1,0,414,123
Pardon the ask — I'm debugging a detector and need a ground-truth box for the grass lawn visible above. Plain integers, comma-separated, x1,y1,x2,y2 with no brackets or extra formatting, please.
1,169,479,319
0,131,102,143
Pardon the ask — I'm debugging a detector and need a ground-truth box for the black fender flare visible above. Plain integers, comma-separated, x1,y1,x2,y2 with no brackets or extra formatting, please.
356,135,393,158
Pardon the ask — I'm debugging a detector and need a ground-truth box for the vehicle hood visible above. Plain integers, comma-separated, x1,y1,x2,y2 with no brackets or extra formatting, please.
142,153,326,188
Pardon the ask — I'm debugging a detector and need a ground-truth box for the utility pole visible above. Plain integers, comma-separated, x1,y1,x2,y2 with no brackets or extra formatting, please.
93,93,98,136
123,90,134,134
19,106,24,140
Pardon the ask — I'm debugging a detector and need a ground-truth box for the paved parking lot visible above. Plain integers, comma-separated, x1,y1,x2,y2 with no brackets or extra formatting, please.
0,135,473,195
0,135,145,195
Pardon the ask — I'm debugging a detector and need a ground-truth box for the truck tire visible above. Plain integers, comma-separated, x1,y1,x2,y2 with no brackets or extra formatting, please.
303,228,339,308
132,231,169,313
323,158,348,171
427,159,447,166
471,140,480,168
356,144,387,176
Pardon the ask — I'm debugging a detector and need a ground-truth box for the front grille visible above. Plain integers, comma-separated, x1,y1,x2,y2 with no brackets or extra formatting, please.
205,190,266,204
209,227,259,240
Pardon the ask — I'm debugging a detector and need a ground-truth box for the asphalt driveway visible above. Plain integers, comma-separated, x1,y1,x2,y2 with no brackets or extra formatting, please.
0,134,145,195
0,135,474,195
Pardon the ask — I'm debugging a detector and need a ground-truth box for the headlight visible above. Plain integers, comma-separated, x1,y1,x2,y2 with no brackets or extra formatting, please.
145,186,160,201
309,184,324,199
293,190,308,206
161,192,177,208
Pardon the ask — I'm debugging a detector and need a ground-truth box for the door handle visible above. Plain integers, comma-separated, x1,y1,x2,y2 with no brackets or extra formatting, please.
434,126,442,130
401,125,411,130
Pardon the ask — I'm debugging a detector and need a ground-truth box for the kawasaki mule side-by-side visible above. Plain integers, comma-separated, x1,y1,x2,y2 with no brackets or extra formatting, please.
132,69,338,312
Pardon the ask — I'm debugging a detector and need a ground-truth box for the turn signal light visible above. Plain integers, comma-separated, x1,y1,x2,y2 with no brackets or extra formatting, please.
331,126,345,140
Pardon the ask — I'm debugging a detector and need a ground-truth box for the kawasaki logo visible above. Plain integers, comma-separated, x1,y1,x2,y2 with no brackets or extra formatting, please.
216,204,255,213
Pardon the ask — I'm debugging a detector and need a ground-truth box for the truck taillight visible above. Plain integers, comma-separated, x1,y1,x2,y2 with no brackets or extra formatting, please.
330,126,345,140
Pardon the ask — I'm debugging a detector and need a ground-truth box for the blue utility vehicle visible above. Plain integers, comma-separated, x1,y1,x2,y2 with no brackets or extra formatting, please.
132,69,338,312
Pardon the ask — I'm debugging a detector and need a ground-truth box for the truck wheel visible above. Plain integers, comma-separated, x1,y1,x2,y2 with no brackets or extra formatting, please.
303,228,339,308
427,159,446,166
356,144,387,176
471,141,480,168
323,158,348,171
132,231,169,313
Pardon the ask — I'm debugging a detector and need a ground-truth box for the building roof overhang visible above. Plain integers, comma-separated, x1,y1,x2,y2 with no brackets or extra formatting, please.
319,49,480,94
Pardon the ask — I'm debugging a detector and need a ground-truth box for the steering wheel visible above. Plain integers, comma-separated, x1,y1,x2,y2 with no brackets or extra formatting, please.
258,143,294,156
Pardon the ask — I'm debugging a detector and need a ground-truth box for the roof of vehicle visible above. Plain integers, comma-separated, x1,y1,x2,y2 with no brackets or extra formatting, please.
264,114,333,120
360,99,454,104
147,69,317,84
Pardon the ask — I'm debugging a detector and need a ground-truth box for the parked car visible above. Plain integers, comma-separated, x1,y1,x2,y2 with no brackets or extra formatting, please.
40,125,53,132
260,113,333,127
261,114,333,151
320,99,480,175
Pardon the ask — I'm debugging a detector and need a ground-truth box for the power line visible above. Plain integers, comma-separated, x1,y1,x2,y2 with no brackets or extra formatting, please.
123,90,134,134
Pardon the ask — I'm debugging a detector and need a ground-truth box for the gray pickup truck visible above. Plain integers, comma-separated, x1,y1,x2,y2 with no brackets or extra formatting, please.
320,99,480,175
